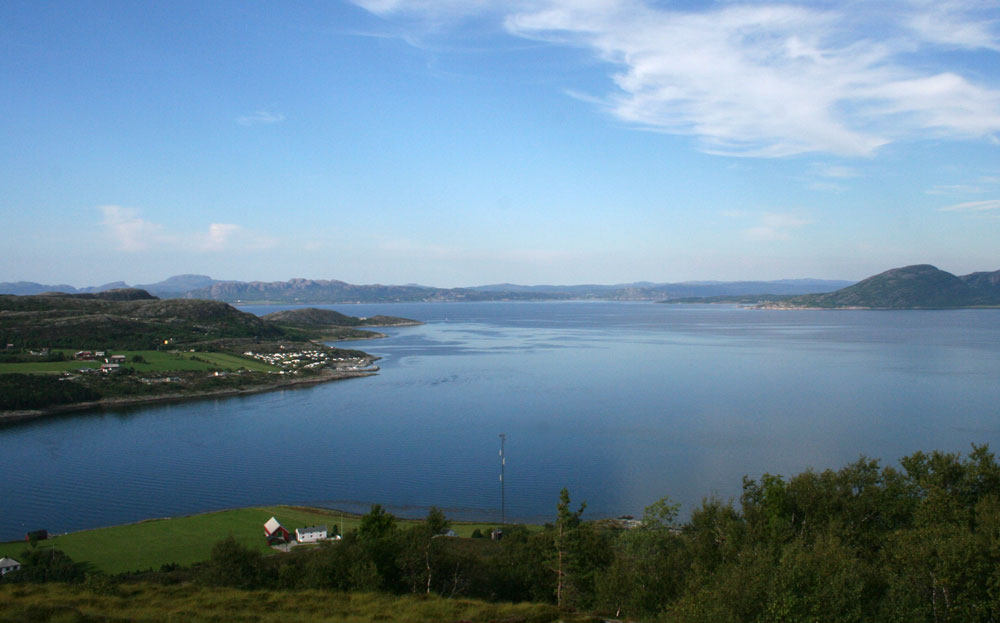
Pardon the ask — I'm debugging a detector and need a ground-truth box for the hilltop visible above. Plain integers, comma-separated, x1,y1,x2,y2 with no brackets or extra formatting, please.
769,265,1000,309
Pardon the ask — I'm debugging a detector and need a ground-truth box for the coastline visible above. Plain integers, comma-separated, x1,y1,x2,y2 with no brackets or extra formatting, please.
0,368,377,424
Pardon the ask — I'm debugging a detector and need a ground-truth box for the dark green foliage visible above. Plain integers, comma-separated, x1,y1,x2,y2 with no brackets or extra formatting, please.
0,374,100,410
3,548,85,584
199,537,262,589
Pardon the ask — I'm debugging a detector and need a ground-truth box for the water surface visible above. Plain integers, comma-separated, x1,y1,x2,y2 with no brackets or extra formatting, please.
2,302,999,541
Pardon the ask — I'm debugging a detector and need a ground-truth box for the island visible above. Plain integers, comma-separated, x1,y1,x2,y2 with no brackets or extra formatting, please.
0,290,419,421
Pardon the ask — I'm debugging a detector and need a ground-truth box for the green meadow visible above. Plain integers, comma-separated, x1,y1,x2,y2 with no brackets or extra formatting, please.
0,506,512,575
0,350,276,375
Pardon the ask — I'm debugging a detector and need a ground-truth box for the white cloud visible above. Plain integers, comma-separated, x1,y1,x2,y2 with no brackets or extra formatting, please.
202,223,243,251
741,212,811,241
98,206,274,253
354,0,1000,157
812,164,860,179
99,205,169,252
939,199,1000,212
236,110,286,126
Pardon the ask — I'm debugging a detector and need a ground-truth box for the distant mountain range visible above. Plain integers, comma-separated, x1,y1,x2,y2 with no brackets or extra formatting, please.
0,275,853,303
769,265,1000,308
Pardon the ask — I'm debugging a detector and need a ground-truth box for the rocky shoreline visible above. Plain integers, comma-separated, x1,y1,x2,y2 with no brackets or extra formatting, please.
0,368,376,424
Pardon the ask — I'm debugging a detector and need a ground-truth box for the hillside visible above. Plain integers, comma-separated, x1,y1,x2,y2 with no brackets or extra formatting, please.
0,291,286,349
261,308,420,328
772,265,1000,308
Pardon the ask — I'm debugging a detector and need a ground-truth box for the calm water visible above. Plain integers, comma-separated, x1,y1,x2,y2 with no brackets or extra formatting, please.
2,302,999,541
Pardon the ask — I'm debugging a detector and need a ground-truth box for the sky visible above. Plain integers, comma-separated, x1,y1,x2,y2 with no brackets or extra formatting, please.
2,0,999,288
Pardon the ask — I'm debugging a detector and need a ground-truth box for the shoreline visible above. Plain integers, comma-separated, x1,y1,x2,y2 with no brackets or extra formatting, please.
0,368,376,424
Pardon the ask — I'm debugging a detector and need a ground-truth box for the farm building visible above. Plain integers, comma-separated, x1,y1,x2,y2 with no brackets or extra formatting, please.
264,516,292,543
0,557,20,576
296,525,327,543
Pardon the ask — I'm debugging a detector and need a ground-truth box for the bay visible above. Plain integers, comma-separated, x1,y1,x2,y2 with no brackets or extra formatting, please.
2,302,999,542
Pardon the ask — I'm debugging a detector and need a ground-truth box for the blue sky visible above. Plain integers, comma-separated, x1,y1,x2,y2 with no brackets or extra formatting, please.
2,0,998,287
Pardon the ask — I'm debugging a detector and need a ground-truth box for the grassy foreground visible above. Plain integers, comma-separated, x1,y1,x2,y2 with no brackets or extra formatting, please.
0,583,574,623
0,506,513,575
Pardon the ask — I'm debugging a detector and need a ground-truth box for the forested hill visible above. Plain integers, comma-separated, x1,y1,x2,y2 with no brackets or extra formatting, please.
260,308,420,327
771,264,1000,308
0,290,287,349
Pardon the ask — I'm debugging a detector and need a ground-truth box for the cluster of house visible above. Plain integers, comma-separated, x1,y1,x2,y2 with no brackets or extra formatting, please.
242,348,375,374
74,351,128,373
264,516,341,545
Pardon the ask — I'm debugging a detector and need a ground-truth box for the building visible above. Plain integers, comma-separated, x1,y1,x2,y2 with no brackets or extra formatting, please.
25,529,47,542
296,525,327,543
264,517,292,543
100,363,120,373
0,557,20,576
110,355,126,363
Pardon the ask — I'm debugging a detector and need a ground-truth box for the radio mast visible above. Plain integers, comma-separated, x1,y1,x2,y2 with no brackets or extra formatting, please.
499,433,506,527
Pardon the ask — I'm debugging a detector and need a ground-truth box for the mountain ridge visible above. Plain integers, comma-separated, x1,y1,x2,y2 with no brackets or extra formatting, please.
1,276,855,303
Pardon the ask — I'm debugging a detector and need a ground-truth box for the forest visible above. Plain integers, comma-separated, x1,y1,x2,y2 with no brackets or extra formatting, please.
4,446,1000,622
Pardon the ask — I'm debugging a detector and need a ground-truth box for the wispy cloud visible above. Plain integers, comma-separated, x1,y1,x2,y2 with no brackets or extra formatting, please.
99,206,275,253
354,0,1000,157
925,184,988,195
99,205,168,252
727,211,811,241
939,199,1000,212
236,110,286,126
812,164,860,179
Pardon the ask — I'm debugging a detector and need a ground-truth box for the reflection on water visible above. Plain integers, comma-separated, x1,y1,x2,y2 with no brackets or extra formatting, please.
3,302,1000,540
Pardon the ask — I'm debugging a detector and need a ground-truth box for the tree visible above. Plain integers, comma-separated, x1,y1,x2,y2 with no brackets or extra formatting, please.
553,488,586,607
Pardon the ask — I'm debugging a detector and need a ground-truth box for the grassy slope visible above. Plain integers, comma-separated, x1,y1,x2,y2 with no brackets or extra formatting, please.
0,584,569,623
0,506,519,575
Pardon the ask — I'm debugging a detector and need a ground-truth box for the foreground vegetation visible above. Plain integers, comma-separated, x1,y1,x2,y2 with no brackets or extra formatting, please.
4,446,1000,622
0,584,574,623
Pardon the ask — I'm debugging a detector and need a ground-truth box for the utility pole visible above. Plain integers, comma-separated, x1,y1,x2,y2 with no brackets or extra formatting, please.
499,433,506,527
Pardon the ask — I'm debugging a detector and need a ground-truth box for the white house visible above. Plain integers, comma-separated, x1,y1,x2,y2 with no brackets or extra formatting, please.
0,557,21,576
296,525,327,543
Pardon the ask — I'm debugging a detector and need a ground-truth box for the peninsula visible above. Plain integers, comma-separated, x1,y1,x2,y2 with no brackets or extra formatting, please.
0,290,418,420
763,264,1000,309
661,264,1000,309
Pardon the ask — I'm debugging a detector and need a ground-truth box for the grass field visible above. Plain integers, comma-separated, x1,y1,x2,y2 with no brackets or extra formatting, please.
0,350,276,374
0,506,517,575
0,584,573,623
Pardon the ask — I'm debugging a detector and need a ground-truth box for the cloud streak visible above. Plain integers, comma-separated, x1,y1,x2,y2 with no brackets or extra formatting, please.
355,0,1000,157
939,199,1000,212
99,206,275,253
236,110,286,126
